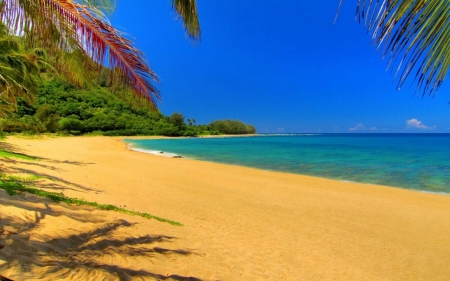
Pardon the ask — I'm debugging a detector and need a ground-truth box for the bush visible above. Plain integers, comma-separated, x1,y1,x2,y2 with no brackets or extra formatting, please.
208,119,256,134
59,116,84,132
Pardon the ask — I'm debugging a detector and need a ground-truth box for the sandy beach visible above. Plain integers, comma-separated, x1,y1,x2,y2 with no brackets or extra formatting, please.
1,136,450,280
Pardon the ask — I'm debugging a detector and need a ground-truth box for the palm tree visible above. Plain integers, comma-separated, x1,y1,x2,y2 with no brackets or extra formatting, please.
0,25,43,116
0,0,200,107
338,0,449,96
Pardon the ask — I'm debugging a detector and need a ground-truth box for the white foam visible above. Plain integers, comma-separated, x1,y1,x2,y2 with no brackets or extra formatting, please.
340,180,357,183
419,190,450,196
127,144,183,158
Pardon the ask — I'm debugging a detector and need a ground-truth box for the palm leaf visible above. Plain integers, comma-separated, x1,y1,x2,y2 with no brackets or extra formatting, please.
0,35,39,114
1,0,160,105
339,0,450,96
171,0,201,41
50,49,97,87
79,0,116,13
0,0,201,107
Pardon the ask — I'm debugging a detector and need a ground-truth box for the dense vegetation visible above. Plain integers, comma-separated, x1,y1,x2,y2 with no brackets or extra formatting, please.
0,20,255,137
0,78,256,136
0,0,201,108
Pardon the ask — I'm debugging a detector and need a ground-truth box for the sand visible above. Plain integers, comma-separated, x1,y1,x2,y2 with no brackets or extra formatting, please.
0,136,450,281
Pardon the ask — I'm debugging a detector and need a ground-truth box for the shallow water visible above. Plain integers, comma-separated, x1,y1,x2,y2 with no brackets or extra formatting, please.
125,134,450,194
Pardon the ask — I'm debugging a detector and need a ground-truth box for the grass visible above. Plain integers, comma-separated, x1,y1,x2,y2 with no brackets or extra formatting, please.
2,174,43,182
0,142,183,226
0,173,183,226
5,132,63,139
0,150,39,161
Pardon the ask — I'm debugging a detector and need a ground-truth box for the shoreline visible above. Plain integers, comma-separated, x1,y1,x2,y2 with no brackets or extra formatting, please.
1,136,450,280
123,135,450,197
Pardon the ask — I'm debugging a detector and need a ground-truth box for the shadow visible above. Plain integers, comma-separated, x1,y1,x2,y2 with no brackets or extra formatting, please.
77,234,177,252
0,143,102,195
1,158,64,171
0,141,94,166
0,191,205,281
0,155,94,167
46,264,204,281
2,166,103,194
0,275,14,281
0,142,35,157
43,158,95,166
0,193,106,225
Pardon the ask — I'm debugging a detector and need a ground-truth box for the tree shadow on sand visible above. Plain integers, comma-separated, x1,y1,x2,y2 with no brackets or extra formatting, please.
0,142,103,197
2,158,64,172
3,166,103,194
0,141,94,166
0,191,204,281
0,143,33,158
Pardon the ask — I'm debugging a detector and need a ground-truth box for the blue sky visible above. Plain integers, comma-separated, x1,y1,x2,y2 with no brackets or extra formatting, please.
110,1,450,133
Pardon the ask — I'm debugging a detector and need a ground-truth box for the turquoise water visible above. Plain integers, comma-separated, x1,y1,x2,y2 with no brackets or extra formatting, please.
125,134,450,194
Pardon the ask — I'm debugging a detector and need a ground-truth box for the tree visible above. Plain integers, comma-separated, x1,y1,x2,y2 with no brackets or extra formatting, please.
0,0,201,107
208,119,256,135
338,0,450,96
169,112,186,129
0,25,42,116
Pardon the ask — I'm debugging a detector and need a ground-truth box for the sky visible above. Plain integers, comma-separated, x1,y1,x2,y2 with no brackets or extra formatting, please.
110,1,450,133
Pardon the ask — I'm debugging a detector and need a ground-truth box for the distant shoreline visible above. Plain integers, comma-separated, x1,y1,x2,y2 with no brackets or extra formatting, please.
126,138,447,197
122,134,450,195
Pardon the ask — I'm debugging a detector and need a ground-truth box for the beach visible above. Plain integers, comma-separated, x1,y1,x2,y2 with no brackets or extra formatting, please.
1,136,450,280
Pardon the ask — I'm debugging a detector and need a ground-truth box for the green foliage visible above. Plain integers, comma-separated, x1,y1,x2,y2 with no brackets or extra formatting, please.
59,115,84,132
0,149,39,160
2,78,256,136
0,25,42,116
169,112,186,129
208,119,256,135
339,0,450,96
0,26,255,136
35,105,59,132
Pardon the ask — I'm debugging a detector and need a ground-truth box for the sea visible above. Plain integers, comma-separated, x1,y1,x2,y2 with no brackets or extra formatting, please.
125,134,450,195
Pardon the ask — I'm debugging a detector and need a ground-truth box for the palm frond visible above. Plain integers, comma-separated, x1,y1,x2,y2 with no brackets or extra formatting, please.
79,0,116,13
340,0,450,96
1,0,161,106
50,49,96,87
0,36,39,112
171,0,201,41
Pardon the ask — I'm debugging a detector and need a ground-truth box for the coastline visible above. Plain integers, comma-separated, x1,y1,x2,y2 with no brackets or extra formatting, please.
1,135,450,280
124,134,450,195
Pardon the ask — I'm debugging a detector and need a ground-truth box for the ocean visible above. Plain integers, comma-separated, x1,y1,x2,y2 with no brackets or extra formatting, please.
125,134,450,194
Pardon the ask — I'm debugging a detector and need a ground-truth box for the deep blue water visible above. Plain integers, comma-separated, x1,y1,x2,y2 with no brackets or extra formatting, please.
125,134,450,194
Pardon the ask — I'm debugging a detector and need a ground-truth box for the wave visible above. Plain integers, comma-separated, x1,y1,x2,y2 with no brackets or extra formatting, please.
419,190,450,196
124,135,450,194
127,144,183,158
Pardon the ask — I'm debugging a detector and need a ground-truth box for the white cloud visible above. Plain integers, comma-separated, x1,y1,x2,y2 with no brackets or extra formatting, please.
276,128,284,132
406,118,433,130
349,123,365,131
369,127,377,131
